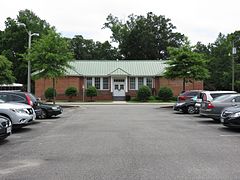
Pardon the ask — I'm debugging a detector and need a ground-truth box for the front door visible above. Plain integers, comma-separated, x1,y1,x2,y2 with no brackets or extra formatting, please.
113,79,125,97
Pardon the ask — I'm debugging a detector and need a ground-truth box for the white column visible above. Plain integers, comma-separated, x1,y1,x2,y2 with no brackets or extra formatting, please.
125,76,128,92
136,77,138,90
144,77,147,86
111,77,113,92
100,77,103,90
92,77,95,87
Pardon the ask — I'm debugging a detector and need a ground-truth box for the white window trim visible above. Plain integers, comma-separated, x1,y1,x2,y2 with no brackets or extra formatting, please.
102,77,110,90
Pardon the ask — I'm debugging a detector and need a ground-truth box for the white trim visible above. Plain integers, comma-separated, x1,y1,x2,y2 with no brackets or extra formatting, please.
125,76,128,92
92,77,95,87
135,77,138,90
144,77,147,86
100,77,103,90
111,77,113,92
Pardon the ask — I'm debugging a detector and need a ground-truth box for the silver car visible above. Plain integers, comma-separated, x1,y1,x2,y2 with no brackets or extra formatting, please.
200,94,240,121
0,100,36,128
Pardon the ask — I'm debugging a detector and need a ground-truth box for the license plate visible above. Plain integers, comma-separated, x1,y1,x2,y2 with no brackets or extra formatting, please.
7,127,11,133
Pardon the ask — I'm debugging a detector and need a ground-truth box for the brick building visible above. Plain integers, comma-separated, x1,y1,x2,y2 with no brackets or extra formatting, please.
35,60,203,101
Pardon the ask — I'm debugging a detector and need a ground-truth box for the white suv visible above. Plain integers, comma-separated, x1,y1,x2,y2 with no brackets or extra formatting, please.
0,100,36,128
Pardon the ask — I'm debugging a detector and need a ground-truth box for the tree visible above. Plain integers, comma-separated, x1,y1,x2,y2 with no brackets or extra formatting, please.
0,55,15,84
164,46,209,91
70,35,121,60
65,86,78,101
0,9,53,86
103,12,186,59
26,29,73,104
86,86,97,101
137,85,151,101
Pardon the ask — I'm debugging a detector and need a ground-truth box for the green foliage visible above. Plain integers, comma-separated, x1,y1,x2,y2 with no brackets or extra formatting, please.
158,87,173,101
104,12,186,60
26,29,73,79
0,9,53,85
70,35,121,60
44,87,56,101
148,96,156,101
164,46,209,91
137,85,151,101
0,55,15,84
86,86,97,101
65,87,78,97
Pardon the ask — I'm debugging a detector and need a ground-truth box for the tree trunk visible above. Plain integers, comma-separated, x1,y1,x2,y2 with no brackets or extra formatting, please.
53,78,56,105
183,78,186,92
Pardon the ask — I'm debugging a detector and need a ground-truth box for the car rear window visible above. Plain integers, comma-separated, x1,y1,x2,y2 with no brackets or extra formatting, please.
210,93,235,99
27,93,37,102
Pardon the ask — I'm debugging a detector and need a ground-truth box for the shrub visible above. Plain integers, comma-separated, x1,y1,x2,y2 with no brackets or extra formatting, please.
86,86,97,101
137,85,151,101
158,87,173,101
44,87,56,101
125,95,131,101
65,87,78,101
148,96,156,101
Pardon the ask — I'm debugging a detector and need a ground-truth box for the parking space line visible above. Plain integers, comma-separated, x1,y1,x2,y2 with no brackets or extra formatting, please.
220,134,240,137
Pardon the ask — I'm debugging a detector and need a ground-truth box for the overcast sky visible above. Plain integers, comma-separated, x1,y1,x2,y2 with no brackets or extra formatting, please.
1,0,239,45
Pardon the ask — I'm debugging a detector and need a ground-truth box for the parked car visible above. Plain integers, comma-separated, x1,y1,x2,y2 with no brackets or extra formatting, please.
0,91,63,119
0,100,35,129
199,91,237,119
0,115,12,140
173,98,199,114
198,94,240,121
0,91,42,118
37,101,63,119
177,90,202,102
221,106,240,128
174,90,202,114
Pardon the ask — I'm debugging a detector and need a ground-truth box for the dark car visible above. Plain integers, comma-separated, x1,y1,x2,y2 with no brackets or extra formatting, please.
198,94,240,121
221,106,240,128
37,101,63,119
173,90,202,114
0,91,62,119
173,97,198,114
0,115,11,140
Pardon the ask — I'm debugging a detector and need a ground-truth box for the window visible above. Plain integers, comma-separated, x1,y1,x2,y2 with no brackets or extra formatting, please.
0,94,8,102
146,78,153,88
87,77,92,88
95,77,100,89
10,95,25,103
130,77,136,90
103,77,109,90
138,77,144,89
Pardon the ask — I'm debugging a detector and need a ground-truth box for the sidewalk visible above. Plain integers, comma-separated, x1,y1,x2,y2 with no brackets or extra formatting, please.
53,101,174,107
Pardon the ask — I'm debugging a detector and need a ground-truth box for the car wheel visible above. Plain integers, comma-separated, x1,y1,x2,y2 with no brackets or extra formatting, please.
187,106,195,114
40,110,48,119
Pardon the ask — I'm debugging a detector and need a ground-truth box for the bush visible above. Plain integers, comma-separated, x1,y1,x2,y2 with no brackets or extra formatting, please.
148,96,156,101
44,87,56,101
137,85,151,101
158,87,173,101
86,86,97,101
65,87,78,101
125,95,131,101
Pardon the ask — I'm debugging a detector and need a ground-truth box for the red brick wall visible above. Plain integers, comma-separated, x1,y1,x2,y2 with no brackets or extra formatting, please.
155,77,203,96
35,76,84,100
35,76,203,100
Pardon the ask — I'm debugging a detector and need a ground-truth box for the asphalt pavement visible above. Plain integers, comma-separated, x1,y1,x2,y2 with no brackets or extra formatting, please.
1,105,240,180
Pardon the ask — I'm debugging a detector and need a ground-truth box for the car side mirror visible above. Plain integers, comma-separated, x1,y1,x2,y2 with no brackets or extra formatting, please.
232,99,236,103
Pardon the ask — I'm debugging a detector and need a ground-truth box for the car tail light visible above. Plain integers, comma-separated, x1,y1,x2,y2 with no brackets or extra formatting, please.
207,102,215,109
178,96,186,101
25,93,33,106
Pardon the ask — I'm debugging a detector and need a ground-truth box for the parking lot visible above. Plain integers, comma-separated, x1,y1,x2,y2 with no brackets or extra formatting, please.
1,104,240,179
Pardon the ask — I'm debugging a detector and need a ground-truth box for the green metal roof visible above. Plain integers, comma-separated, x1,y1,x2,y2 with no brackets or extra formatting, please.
67,60,168,76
